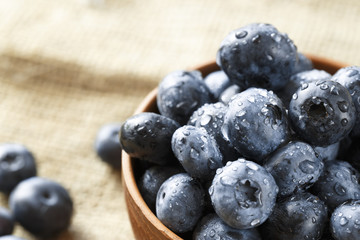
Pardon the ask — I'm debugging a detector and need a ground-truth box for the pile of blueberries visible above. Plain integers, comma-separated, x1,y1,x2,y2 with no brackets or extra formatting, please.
0,144,73,240
119,23,360,240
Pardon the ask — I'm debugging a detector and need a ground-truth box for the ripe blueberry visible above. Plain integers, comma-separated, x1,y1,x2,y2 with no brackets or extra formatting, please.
157,70,212,125
314,141,340,162
171,125,223,181
217,23,297,91
221,87,290,162
330,200,360,240
204,70,232,101
311,160,360,210
264,141,323,197
188,102,241,164
138,165,182,212
292,52,313,74
0,143,37,193
276,69,331,108
119,112,180,165
156,173,205,233
193,213,262,240
218,84,242,104
261,191,328,240
9,177,73,238
94,123,122,169
210,158,278,229
332,66,360,137
289,80,356,146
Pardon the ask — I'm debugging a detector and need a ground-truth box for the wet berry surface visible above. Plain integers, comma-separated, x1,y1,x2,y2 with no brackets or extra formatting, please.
119,22,360,239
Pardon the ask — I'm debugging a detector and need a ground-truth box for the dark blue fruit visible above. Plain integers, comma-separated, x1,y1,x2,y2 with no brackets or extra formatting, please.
289,79,356,146
188,102,241,164
0,143,37,193
261,191,328,240
221,87,290,162
332,66,360,137
0,208,14,236
276,69,331,108
264,141,323,197
217,23,298,91
209,159,278,229
138,165,182,212
119,112,180,165
156,173,205,233
204,70,232,101
292,52,313,74
330,199,360,240
193,213,262,240
311,160,360,210
218,84,242,104
94,123,122,169
157,70,212,125
9,177,73,238
171,125,223,181
188,102,227,142
314,141,340,162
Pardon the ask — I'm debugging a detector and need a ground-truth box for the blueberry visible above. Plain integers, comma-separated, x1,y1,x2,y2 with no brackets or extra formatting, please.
332,66,360,137
210,159,278,229
157,70,212,125
276,69,331,108
330,200,360,240
94,123,122,169
261,191,328,240
119,112,180,165
221,88,290,162
311,160,360,210
9,177,73,238
138,165,182,212
292,52,313,74
193,213,262,240
188,102,241,164
0,143,37,193
204,70,232,101
217,23,297,91
188,102,227,142
171,125,223,181
314,141,340,162
264,141,323,197
156,173,205,233
289,79,356,146
0,208,14,236
219,84,242,104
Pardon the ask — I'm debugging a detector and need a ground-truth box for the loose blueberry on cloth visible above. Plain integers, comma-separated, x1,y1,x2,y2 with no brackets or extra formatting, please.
94,123,122,169
9,177,73,238
0,144,37,193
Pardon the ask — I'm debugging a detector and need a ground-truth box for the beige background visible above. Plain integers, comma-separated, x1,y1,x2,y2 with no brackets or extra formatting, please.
0,0,360,239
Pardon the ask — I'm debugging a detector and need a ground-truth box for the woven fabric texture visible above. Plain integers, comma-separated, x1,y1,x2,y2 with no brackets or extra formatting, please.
1,0,360,239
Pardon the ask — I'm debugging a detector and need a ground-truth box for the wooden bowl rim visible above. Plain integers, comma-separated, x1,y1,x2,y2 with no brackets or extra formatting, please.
122,55,347,239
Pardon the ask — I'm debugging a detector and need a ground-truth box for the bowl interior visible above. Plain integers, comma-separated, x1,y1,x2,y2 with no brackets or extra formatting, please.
122,55,347,240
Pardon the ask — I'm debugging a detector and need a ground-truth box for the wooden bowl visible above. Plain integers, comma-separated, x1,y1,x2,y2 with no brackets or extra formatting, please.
122,55,347,240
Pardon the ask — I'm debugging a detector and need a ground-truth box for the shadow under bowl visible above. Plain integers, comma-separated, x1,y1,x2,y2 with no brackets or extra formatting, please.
122,55,346,240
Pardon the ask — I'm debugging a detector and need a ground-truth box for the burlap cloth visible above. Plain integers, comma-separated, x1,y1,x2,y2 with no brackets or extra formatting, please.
1,0,360,239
